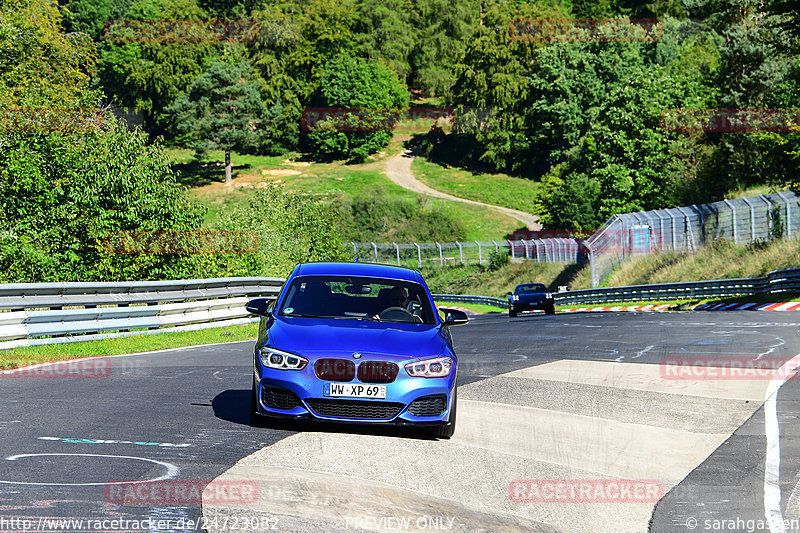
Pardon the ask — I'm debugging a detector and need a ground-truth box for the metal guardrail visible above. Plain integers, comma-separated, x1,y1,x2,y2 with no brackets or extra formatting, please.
4,267,798,350
433,294,508,308
435,267,800,309
555,267,800,305
0,278,284,350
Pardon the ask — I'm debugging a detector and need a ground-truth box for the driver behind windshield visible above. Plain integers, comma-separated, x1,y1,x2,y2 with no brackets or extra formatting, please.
373,286,410,319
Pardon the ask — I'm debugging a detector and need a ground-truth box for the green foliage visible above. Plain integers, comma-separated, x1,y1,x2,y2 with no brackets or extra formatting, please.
0,119,206,282
0,0,99,107
305,53,408,162
98,0,215,136
170,61,267,155
211,186,347,277
486,248,509,271
334,185,468,242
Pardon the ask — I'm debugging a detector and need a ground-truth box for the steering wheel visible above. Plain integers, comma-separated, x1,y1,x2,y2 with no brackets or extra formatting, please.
378,306,416,322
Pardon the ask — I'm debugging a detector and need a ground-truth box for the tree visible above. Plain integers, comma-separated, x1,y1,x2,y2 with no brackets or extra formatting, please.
305,53,408,162
98,0,215,137
171,61,267,185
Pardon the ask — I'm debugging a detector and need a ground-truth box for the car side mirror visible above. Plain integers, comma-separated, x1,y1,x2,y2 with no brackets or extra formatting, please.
442,309,469,326
245,298,273,317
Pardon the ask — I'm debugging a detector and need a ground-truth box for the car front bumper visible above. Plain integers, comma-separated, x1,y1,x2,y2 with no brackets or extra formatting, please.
253,368,456,425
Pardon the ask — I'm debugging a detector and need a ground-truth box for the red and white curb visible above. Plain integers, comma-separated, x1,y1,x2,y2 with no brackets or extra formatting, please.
436,305,477,316
556,304,673,314
692,302,800,312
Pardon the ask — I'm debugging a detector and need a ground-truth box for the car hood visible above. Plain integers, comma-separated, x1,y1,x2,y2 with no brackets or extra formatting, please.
267,317,447,362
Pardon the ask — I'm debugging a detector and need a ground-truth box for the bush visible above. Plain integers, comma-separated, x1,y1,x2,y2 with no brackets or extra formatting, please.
0,117,206,282
210,186,348,277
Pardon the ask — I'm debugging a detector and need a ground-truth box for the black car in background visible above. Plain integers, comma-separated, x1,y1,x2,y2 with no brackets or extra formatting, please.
507,283,555,317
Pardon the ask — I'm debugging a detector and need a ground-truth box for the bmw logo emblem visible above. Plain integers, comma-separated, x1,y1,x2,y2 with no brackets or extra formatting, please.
352,352,362,359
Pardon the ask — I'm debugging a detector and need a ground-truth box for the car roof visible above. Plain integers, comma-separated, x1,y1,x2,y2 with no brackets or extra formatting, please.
516,283,546,289
293,262,423,284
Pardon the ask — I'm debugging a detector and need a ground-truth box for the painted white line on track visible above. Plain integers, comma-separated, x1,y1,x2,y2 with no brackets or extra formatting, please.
764,352,800,532
0,453,179,486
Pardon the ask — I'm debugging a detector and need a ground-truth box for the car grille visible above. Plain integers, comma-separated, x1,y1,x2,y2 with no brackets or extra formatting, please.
305,399,404,420
314,359,355,381
357,361,399,383
261,387,302,410
407,394,447,417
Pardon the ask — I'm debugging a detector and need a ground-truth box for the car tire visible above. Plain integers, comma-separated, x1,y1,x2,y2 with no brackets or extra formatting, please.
433,388,457,439
509,309,517,317
545,305,555,315
250,377,266,427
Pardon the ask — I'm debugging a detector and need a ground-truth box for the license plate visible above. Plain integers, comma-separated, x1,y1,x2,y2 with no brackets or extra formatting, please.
323,382,386,399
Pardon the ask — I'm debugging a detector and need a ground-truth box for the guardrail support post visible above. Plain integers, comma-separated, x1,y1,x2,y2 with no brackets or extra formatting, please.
393,242,400,265
351,241,357,260
492,240,499,254
523,239,530,259
371,242,378,263
475,241,482,265
436,242,443,267
456,241,463,264
508,240,515,261
414,243,422,267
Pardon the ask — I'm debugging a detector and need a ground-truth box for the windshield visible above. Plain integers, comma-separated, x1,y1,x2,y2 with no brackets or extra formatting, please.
516,284,547,293
278,275,436,324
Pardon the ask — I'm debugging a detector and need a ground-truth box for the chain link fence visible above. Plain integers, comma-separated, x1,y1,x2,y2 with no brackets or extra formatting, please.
586,191,800,287
348,238,586,267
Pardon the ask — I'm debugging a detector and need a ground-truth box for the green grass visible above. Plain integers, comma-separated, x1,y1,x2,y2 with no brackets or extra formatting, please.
412,157,540,216
181,146,522,241
165,148,291,188
434,301,504,314
1,322,258,370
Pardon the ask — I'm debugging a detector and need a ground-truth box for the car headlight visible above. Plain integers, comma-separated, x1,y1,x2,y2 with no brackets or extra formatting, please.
259,347,308,371
405,356,453,378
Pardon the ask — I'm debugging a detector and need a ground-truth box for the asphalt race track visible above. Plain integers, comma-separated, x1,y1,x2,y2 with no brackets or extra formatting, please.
2,311,800,532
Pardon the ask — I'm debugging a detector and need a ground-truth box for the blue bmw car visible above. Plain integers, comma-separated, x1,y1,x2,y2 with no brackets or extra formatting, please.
245,262,468,439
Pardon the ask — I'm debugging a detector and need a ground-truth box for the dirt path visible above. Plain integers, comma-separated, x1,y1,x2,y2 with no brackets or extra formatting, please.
385,150,541,230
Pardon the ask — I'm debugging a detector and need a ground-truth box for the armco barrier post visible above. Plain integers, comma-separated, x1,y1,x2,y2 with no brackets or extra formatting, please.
508,240,515,261
415,243,422,268
371,242,378,263
393,242,400,265
475,241,482,265
456,241,463,264
436,242,443,267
